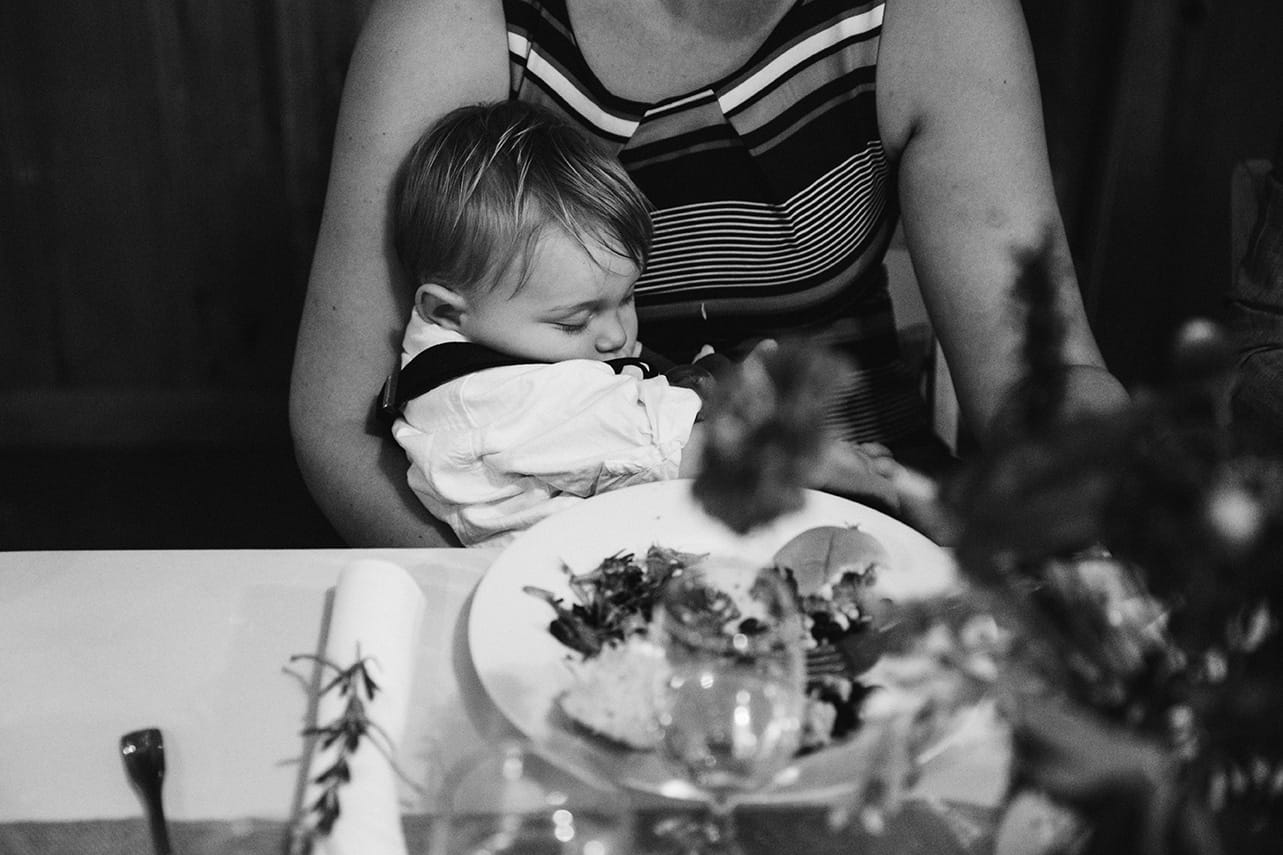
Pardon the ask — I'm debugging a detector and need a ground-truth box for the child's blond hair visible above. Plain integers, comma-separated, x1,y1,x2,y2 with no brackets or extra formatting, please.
394,100,652,295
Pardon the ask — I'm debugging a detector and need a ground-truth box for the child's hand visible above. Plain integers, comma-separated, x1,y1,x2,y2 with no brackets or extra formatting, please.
691,338,777,363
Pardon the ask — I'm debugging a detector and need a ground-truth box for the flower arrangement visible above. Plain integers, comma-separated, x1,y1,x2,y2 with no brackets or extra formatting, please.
941,243,1283,854
692,340,845,533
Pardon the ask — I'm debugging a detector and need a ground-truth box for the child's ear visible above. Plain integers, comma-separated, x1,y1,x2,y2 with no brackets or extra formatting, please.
414,283,469,331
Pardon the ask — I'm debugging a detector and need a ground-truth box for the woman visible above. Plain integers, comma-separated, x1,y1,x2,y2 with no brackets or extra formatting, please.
290,0,1128,546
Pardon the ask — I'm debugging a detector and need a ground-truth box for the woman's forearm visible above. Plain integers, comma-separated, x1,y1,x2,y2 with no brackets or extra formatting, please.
291,408,459,547
881,0,1128,446
983,362,1130,446
1056,363,1130,418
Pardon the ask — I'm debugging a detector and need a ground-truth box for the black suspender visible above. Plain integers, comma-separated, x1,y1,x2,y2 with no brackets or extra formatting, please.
376,342,675,424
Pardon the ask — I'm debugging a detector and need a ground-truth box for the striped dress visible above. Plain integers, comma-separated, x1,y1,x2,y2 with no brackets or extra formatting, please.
505,0,928,445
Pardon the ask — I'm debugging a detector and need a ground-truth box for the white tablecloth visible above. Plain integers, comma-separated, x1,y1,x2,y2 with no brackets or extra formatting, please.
0,548,499,823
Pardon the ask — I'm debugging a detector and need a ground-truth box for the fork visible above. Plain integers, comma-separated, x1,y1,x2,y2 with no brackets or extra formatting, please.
806,646,848,676
120,727,175,855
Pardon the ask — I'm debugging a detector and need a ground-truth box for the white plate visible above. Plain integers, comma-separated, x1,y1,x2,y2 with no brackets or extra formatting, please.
467,479,956,804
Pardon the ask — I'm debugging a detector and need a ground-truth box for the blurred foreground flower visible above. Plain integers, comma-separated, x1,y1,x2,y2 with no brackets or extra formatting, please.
942,242,1283,854
693,340,844,533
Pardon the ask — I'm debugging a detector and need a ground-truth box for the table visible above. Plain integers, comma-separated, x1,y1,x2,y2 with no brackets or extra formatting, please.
0,549,496,850
0,549,1003,854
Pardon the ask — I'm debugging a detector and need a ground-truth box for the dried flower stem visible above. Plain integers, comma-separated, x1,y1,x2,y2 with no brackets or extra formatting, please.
286,647,404,853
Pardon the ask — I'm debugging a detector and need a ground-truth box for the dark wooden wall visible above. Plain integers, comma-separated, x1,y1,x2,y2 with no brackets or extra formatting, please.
0,1,372,547
0,0,371,445
1025,0,1283,386
0,0,1279,545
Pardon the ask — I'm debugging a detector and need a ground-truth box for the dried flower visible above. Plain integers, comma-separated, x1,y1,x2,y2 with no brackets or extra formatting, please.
693,340,847,533
287,647,402,854
942,239,1283,853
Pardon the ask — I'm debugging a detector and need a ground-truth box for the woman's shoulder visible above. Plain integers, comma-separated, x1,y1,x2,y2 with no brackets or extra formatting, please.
354,0,509,105
365,0,507,38
877,0,1035,160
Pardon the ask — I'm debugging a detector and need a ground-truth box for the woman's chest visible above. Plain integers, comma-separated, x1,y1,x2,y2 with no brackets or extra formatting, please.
564,0,796,103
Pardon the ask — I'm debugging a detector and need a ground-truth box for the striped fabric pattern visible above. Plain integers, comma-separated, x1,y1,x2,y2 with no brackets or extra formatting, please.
504,0,927,443
642,145,889,298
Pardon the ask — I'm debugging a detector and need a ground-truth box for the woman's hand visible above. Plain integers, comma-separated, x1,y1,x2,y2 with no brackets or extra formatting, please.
813,439,901,513
1010,693,1174,803
1006,693,1222,855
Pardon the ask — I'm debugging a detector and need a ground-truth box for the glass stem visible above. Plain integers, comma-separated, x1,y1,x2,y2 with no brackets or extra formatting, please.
707,796,738,851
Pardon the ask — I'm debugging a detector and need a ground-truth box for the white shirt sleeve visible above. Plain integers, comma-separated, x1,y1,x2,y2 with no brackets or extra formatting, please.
394,360,701,546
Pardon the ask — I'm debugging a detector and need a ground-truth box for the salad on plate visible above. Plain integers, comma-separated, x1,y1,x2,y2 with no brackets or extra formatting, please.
523,525,924,755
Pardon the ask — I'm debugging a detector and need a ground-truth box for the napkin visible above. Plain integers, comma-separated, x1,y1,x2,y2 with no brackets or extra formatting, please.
300,559,426,855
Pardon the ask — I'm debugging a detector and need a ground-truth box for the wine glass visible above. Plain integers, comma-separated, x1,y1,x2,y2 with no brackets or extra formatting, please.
650,557,807,855
435,738,634,855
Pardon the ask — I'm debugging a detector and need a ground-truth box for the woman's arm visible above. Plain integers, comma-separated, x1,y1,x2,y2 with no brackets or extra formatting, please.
289,0,508,545
878,0,1128,445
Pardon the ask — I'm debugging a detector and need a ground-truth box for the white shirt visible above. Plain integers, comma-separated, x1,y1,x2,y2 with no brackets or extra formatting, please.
393,313,702,547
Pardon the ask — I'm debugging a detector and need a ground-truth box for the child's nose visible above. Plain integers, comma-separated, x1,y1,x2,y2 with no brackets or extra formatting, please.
596,314,629,352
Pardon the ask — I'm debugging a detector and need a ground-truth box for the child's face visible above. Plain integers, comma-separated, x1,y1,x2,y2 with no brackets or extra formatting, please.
457,228,641,363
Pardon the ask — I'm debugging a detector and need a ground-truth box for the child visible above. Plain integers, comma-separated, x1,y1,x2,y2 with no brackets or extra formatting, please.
382,101,898,547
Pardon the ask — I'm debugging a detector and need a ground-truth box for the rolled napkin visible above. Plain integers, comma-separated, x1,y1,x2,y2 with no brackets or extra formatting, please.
298,559,426,855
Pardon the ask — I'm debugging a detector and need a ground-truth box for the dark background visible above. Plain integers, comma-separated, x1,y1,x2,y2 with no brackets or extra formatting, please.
2,0,1281,549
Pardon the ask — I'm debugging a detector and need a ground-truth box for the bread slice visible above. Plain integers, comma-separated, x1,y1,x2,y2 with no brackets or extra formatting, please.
557,635,669,751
